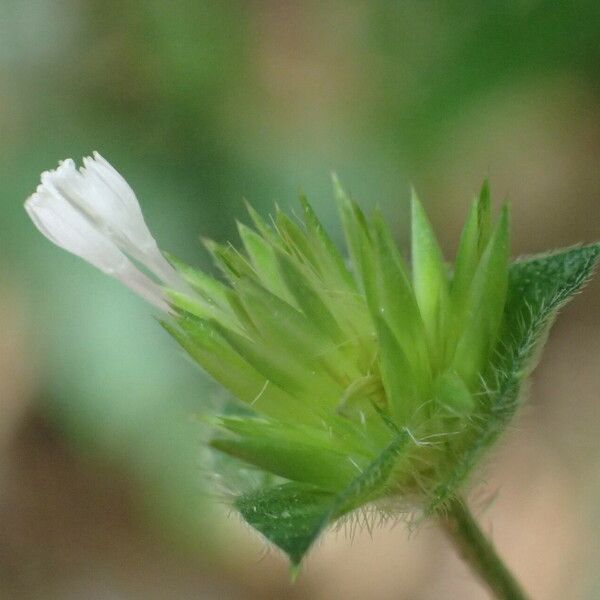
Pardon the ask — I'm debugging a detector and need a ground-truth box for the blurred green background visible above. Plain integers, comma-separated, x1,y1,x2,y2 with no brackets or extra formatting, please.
1,1,600,598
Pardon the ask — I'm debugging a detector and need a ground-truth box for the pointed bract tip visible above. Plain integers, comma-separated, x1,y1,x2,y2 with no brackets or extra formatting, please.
289,562,302,582
331,172,345,197
410,186,423,213
479,178,490,204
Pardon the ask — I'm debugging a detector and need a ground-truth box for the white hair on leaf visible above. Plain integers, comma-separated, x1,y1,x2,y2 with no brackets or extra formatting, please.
25,153,191,311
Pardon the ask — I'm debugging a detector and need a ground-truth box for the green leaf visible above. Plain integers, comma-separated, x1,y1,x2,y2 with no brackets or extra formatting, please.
371,214,431,392
448,201,478,351
446,182,494,364
166,290,223,323
299,194,356,291
411,191,449,366
244,199,279,245
237,222,291,301
427,243,600,514
375,315,419,426
164,253,231,310
333,174,372,290
476,179,492,255
211,418,365,491
275,249,344,344
275,209,320,270
210,319,340,406
203,238,256,281
164,318,315,426
236,483,336,566
451,206,510,388
224,287,260,336
434,370,474,416
236,429,409,566
235,278,355,386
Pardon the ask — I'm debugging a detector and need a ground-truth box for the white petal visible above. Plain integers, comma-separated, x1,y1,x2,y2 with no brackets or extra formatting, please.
26,185,128,275
78,153,154,250
45,154,151,252
35,154,190,294
26,153,202,310
85,154,188,291
25,189,169,312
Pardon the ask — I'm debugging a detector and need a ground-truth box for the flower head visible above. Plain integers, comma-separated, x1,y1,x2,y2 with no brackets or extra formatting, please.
164,180,510,493
25,155,600,567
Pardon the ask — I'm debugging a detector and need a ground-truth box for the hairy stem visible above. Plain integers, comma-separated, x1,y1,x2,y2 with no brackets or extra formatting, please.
441,496,529,600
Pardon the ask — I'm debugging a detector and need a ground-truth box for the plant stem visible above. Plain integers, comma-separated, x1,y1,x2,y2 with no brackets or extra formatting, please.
441,496,529,600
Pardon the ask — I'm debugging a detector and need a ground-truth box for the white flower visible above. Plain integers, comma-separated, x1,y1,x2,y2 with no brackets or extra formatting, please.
25,153,192,311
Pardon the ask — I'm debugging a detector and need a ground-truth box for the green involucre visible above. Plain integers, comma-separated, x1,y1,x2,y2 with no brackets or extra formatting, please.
165,180,600,566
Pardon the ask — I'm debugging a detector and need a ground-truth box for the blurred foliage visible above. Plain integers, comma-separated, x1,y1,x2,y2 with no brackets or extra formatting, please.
1,0,599,572
368,0,600,164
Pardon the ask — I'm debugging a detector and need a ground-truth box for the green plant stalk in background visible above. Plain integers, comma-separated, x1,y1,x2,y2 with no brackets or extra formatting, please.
25,155,600,599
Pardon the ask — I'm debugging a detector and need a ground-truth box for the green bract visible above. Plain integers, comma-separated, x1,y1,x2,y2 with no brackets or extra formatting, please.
165,180,600,567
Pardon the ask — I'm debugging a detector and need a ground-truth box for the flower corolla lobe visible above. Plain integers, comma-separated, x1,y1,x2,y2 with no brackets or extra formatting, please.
25,153,191,310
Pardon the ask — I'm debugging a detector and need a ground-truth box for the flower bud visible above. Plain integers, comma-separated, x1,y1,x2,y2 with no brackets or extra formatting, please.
25,154,194,310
